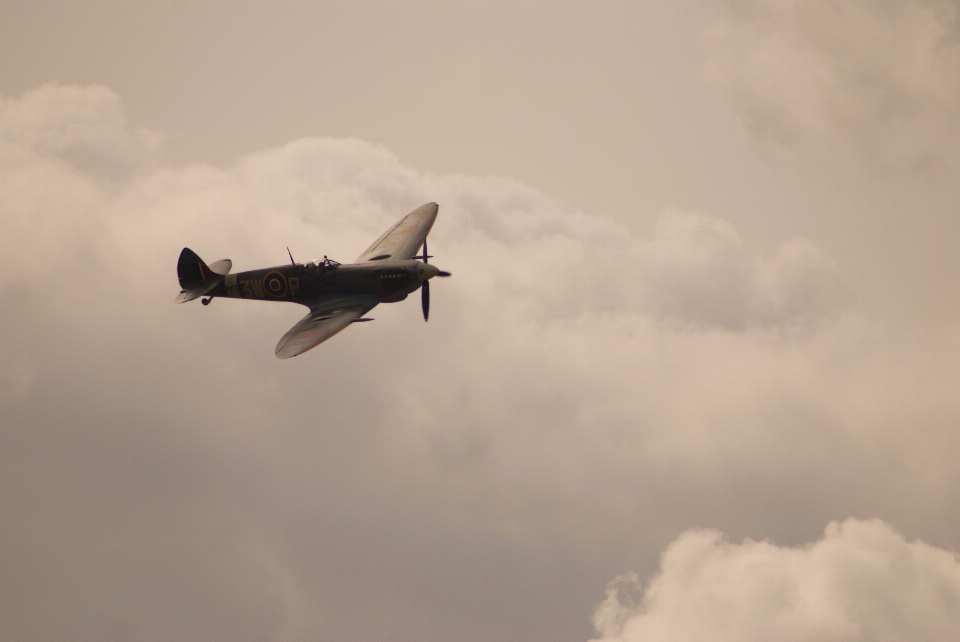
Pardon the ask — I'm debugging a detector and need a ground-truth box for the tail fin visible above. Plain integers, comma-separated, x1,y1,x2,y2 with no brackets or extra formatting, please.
176,248,232,303
178,248,212,289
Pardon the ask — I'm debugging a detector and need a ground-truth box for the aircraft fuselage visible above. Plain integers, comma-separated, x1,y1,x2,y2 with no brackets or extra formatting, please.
209,259,426,307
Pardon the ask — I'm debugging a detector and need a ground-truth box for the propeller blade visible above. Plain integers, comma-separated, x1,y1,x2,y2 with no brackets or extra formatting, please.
436,270,451,277
422,238,428,264
422,279,430,321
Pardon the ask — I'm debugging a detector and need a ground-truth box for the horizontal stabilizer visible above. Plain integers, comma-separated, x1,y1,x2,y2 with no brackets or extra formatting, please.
175,280,219,304
208,258,232,275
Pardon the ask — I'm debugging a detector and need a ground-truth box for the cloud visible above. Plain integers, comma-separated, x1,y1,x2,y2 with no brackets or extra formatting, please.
707,0,960,171
2,83,960,641
593,518,960,642
639,210,850,330
0,83,159,178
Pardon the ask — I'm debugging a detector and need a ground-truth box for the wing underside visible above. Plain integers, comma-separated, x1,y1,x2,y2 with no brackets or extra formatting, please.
275,296,380,359
354,202,439,263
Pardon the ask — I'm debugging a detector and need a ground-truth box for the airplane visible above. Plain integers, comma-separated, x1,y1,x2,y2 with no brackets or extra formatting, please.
175,202,450,358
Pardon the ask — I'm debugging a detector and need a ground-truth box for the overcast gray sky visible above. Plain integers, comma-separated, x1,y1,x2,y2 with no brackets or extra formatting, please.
3,2,960,641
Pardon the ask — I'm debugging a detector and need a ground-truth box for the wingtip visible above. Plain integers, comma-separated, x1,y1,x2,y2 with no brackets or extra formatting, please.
411,202,439,216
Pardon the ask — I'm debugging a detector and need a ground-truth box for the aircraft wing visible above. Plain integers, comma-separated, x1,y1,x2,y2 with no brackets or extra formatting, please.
275,296,380,359
354,202,439,263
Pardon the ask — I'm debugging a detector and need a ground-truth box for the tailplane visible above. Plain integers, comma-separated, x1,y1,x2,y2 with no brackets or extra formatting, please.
176,248,232,303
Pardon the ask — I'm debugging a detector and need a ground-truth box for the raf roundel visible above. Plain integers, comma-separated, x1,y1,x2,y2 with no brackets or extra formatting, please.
263,271,288,298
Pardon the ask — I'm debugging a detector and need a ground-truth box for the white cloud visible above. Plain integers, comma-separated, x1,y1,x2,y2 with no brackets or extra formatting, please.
0,83,159,178
707,0,960,171
639,210,850,330
593,518,960,642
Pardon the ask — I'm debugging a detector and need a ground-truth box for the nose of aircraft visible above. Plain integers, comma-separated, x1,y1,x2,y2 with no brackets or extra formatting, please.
417,263,440,282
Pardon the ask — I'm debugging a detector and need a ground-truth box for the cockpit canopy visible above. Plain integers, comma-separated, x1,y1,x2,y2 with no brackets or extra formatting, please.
306,256,340,271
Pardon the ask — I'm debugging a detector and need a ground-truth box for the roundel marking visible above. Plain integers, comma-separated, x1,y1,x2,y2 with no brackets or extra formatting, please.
263,271,288,298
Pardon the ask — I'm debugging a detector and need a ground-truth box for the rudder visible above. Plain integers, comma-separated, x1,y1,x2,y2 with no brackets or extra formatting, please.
178,247,213,289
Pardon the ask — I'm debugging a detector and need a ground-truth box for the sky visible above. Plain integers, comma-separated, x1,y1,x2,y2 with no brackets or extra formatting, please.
2,2,960,641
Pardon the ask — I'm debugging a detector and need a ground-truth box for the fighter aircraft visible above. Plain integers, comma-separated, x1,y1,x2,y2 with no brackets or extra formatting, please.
175,202,450,358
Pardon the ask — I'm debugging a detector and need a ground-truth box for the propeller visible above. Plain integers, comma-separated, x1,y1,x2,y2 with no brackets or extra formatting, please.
422,279,431,321
419,237,450,322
